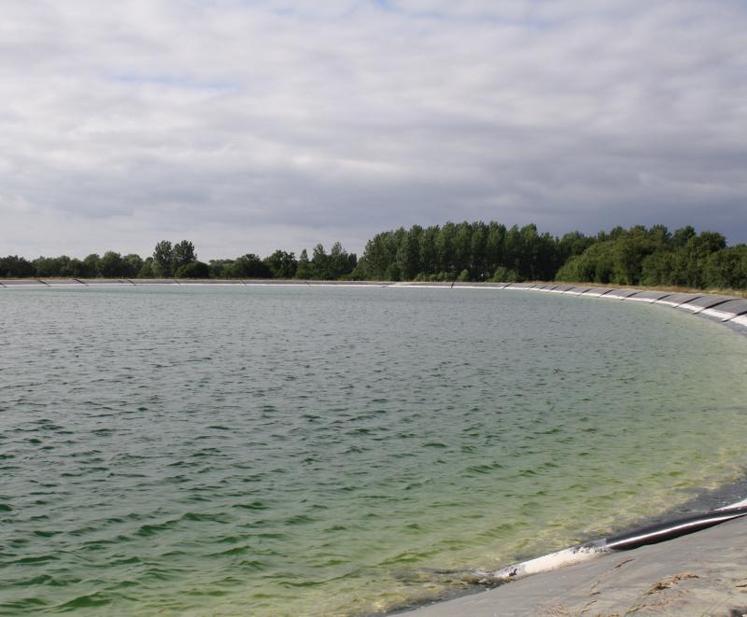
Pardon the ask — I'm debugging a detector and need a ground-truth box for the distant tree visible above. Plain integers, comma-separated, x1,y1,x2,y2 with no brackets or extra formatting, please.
556,241,615,283
641,251,675,286
469,221,488,280
175,261,210,278
208,259,233,279
503,225,523,275
396,226,421,280
122,254,144,278
82,254,101,277
328,242,356,279
295,249,313,279
66,258,86,277
3,221,745,290
436,222,456,275
33,256,86,277
229,253,271,278
703,246,747,289
32,257,57,277
484,222,506,275
310,244,329,279
138,257,155,278
453,222,472,274
419,226,439,277
491,266,520,282
264,250,297,279
0,255,34,277
558,231,594,263
350,258,370,280
99,251,126,278
173,240,196,271
361,232,397,279
153,241,174,277
672,226,697,248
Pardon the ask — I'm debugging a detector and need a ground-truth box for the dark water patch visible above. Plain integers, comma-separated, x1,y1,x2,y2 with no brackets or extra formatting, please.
181,511,232,523
56,592,112,611
10,554,59,566
135,519,180,537
464,462,504,476
0,597,49,614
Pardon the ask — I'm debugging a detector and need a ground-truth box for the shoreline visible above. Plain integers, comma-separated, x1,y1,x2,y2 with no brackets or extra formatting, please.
380,487,747,617
3,278,746,331
394,514,747,617
0,276,746,296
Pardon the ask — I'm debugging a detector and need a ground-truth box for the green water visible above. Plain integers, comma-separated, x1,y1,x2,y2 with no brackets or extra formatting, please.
1,286,746,616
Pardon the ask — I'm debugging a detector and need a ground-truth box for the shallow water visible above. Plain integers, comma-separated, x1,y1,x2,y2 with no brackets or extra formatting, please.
1,286,746,616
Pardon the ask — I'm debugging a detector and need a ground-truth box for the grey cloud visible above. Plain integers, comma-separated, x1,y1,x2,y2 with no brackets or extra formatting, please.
1,0,746,260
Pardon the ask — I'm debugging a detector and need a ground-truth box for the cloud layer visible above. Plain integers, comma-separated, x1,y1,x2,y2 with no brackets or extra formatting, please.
2,0,746,258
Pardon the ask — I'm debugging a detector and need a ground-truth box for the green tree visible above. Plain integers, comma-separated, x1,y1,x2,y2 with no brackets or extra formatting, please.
264,250,297,279
396,227,421,280
310,244,331,279
99,251,125,278
491,266,520,282
32,256,62,277
453,222,472,274
327,242,356,279
138,258,155,278
484,222,506,275
173,240,196,271
82,254,101,277
208,259,233,279
175,261,210,278
122,254,144,278
435,222,456,275
296,249,312,279
703,246,747,288
419,226,439,277
672,226,696,248
229,254,271,278
470,221,488,280
153,241,174,277
0,255,34,277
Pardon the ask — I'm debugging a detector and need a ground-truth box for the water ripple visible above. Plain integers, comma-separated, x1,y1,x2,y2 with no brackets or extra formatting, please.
1,286,746,616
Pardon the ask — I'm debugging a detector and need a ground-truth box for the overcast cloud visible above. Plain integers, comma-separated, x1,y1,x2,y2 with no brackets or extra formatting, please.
1,0,746,258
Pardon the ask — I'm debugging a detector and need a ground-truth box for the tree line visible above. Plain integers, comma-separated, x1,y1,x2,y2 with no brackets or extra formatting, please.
0,240,358,281
354,222,747,289
1,222,745,289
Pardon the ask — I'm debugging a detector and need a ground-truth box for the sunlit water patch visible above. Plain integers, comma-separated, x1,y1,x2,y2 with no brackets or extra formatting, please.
1,286,746,616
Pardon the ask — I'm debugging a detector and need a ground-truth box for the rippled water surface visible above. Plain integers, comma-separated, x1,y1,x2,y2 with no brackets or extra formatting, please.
1,286,746,616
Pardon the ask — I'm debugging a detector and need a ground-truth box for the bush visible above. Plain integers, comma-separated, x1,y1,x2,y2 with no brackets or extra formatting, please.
491,266,520,282
175,261,210,278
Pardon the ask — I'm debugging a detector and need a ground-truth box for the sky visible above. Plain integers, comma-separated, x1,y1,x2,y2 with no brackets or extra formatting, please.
2,0,746,259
